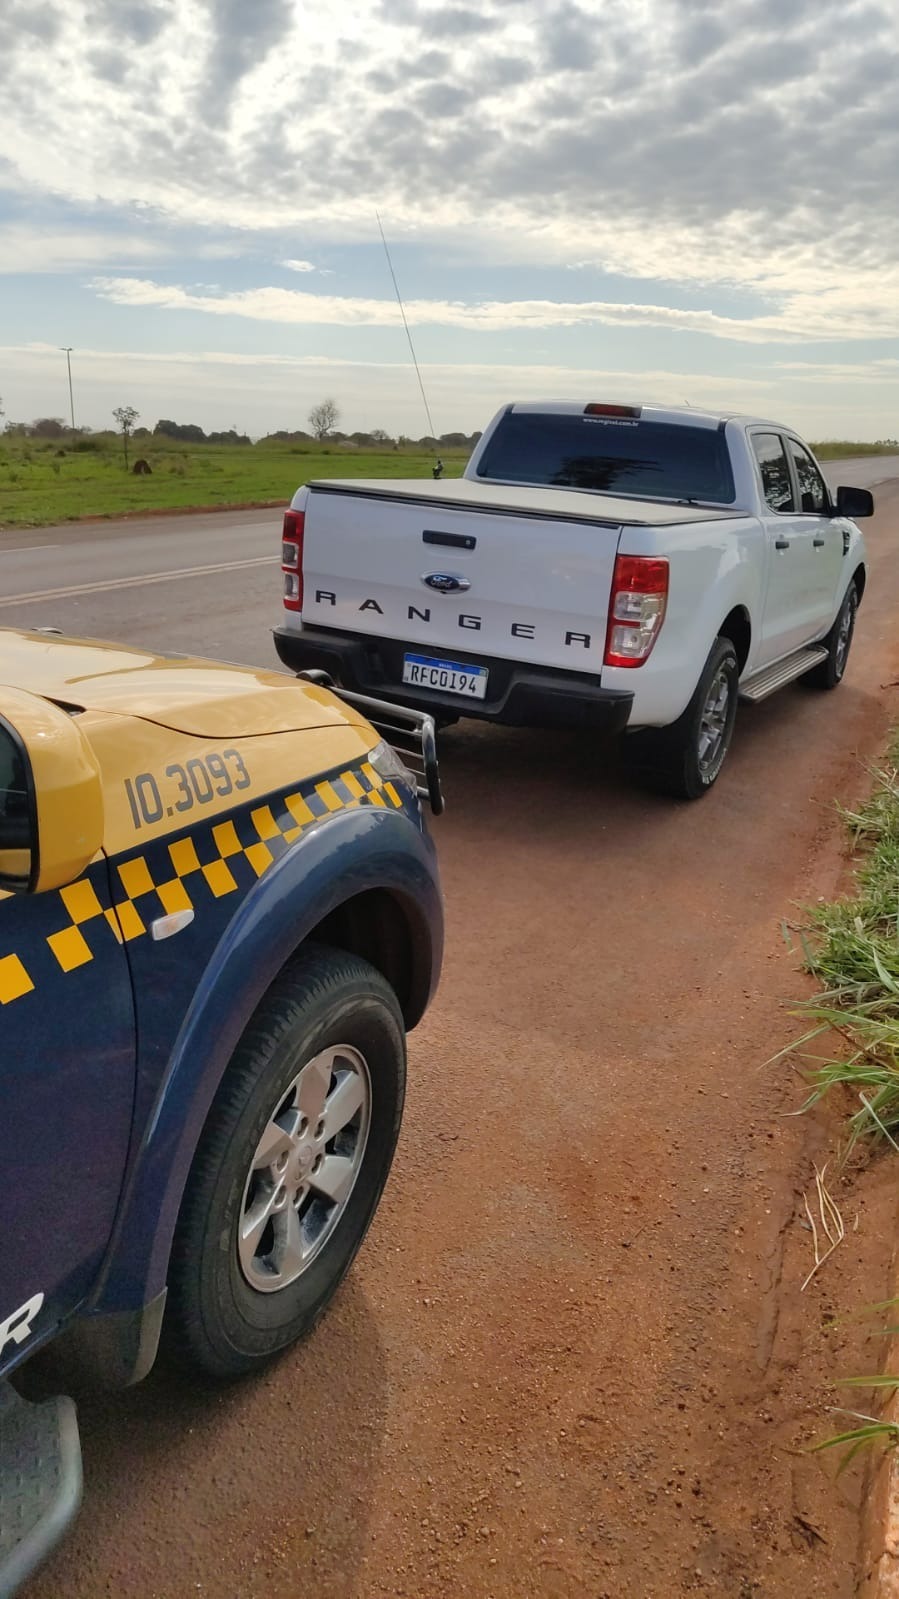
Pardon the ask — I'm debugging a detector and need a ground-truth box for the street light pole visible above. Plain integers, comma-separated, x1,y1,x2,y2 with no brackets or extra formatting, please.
61,347,75,431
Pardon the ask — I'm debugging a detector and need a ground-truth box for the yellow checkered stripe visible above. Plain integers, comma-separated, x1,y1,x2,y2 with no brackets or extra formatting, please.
0,759,404,1006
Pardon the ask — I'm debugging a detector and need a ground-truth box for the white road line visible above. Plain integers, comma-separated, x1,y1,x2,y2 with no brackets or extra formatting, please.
0,544,61,554
0,554,277,607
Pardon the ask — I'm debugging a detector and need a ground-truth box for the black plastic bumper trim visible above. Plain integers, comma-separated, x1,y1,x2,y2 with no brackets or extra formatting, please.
274,626,634,734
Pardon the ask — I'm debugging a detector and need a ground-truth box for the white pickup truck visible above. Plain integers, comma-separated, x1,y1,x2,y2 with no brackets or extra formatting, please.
273,402,873,798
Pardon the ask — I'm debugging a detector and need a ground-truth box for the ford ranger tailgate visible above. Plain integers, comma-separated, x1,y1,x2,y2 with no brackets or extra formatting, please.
300,478,627,675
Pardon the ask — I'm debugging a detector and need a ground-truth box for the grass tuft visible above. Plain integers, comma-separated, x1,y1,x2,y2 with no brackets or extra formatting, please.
791,745,899,1466
811,1413,899,1472
788,752,899,1149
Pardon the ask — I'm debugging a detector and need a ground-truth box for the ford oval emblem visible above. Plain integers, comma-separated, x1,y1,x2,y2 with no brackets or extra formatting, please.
422,572,470,594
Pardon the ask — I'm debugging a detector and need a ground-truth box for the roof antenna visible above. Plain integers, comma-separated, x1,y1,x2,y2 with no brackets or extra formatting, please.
376,212,443,477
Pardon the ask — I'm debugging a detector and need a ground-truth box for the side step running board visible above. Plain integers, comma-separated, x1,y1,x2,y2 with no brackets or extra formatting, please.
0,1382,82,1598
739,646,828,704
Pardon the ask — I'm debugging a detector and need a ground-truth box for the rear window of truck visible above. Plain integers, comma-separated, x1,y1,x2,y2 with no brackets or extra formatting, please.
475,413,736,505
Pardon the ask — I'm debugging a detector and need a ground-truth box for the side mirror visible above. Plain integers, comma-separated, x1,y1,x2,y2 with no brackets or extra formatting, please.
835,484,874,519
0,688,104,894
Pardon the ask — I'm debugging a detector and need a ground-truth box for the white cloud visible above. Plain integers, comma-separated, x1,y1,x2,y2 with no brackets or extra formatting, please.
0,225,171,274
89,274,899,345
774,358,899,380
1,0,896,305
0,220,259,273
282,259,316,273
5,339,770,384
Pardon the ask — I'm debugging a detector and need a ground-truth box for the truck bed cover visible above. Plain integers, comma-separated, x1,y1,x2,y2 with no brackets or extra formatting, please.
307,476,744,528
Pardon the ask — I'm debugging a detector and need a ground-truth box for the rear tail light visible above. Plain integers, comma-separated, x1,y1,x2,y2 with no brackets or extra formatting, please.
604,554,669,668
281,509,305,611
584,403,642,418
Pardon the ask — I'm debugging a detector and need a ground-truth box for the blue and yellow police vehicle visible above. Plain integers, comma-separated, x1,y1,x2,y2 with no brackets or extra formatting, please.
0,625,443,1596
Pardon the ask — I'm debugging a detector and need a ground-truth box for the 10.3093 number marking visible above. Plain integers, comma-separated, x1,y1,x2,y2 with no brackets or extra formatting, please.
124,749,252,829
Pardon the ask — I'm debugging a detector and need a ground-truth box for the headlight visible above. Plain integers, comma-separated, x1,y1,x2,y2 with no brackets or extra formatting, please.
368,739,415,791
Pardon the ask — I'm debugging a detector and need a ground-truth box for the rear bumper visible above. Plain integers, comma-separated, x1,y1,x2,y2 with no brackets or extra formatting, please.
274,625,634,733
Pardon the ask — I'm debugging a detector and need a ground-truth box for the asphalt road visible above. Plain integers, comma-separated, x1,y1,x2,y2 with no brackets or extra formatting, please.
9,461,899,1599
822,453,899,488
0,508,282,668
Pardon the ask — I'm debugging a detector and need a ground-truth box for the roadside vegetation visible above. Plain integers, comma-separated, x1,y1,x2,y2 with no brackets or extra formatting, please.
0,418,471,528
786,742,899,1463
813,440,899,460
791,745,899,1144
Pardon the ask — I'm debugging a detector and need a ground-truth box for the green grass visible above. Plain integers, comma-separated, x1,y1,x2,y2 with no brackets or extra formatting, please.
786,746,899,1150
0,435,467,529
811,1344,899,1470
811,1402,899,1471
787,746,899,1471
810,441,898,461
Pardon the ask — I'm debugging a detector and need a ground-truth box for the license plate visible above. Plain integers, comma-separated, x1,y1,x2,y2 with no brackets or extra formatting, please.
402,653,489,700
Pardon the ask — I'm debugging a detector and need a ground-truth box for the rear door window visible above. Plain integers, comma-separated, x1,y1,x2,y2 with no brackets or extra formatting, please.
786,438,829,513
751,433,794,513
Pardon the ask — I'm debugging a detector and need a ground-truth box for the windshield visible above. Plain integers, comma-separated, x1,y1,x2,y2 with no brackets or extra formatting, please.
475,413,736,504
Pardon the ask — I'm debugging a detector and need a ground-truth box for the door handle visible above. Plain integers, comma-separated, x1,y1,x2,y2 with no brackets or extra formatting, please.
774,537,790,550
423,529,477,551
812,536,826,547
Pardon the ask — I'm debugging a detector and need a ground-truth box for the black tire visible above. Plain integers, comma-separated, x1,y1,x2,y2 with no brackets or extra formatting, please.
166,946,406,1380
807,581,858,690
623,636,740,801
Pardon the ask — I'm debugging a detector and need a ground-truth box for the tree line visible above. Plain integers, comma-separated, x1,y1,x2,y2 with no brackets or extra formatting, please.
0,396,480,451
2,414,253,446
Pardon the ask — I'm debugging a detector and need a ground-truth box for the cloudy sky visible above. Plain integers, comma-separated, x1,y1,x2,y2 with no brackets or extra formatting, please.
2,0,898,439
